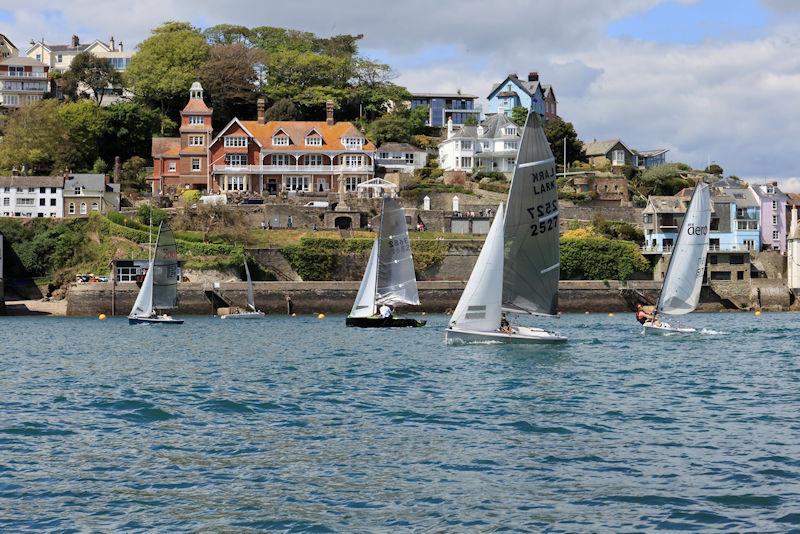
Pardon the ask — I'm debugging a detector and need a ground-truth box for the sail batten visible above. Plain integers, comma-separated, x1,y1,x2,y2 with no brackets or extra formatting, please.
657,182,712,316
375,197,420,306
502,111,560,316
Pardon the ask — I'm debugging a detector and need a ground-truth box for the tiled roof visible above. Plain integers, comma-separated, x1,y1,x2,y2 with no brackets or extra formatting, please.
584,139,624,157
180,146,207,155
377,143,424,153
411,92,478,99
182,98,212,114
64,173,118,193
0,176,65,188
152,137,180,157
235,120,376,152
0,56,47,67
645,196,686,214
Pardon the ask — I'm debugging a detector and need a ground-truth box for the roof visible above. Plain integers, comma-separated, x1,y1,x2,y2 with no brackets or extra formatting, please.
488,75,544,100
0,176,65,188
584,139,633,157
0,56,48,67
711,176,746,189
542,84,556,101
64,173,120,193
377,143,424,153
645,196,686,214
636,148,669,158
182,97,212,114
180,146,207,155
443,114,520,143
0,33,18,51
152,137,181,158
411,92,478,99
217,120,376,152
750,183,789,201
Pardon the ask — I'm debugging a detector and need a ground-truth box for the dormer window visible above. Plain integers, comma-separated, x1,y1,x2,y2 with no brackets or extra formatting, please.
504,127,517,136
224,136,247,148
343,137,363,150
272,134,290,146
74,187,82,195
306,136,322,146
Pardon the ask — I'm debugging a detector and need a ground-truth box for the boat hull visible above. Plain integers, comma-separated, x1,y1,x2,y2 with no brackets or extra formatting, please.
445,326,567,345
641,323,696,336
220,311,266,319
346,316,426,328
128,316,184,325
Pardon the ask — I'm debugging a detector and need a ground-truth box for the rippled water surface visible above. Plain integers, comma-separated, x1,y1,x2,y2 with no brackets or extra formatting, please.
1,312,799,532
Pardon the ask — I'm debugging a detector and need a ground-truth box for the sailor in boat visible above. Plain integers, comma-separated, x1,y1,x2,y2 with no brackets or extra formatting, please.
379,304,393,319
636,304,661,327
498,313,512,334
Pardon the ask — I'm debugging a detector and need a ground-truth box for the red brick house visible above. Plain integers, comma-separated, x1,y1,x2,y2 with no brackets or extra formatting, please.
151,81,212,194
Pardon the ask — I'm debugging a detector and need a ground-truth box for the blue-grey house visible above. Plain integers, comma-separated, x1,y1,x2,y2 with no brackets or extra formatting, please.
409,92,481,127
487,72,556,121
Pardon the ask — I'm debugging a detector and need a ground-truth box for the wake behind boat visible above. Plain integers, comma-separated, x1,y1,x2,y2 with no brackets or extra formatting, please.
220,259,265,319
128,220,183,325
640,182,712,335
446,110,565,345
346,196,426,328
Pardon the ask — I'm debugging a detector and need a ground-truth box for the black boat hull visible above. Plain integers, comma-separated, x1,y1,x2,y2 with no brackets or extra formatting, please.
345,316,426,328
128,317,184,325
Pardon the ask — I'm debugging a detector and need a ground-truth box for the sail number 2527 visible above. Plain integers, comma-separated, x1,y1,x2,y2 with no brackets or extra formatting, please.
527,201,559,236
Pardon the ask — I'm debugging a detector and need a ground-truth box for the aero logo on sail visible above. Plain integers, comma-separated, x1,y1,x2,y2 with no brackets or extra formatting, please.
687,224,708,236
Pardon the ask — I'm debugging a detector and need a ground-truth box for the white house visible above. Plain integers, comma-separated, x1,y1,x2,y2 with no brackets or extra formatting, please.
438,113,522,174
375,143,428,172
0,176,64,218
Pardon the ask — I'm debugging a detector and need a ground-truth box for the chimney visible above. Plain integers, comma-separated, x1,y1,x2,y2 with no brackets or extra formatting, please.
257,97,266,124
110,36,115,51
528,71,539,82
119,41,124,52
446,117,453,139
71,35,79,48
509,72,518,79
325,100,334,126
791,207,799,240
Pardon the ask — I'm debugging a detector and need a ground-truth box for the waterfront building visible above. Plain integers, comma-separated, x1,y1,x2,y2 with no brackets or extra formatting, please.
438,113,521,174
375,143,428,172
749,182,788,253
0,56,49,108
409,92,481,127
487,72,555,121
208,99,375,196
0,176,64,218
0,33,19,58
151,82,213,194
63,174,121,218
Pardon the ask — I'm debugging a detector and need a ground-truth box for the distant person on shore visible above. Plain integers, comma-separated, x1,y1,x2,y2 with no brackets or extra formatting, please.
286,295,294,315
379,304,393,319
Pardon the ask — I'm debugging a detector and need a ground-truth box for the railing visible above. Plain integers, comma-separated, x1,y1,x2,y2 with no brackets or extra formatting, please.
0,85,49,92
642,244,754,253
0,72,48,78
213,164,373,174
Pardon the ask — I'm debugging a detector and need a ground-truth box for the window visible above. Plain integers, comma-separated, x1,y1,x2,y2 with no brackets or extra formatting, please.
506,158,516,167
772,200,778,210
68,202,75,214
91,202,99,212
74,187,82,195
285,176,310,192
3,95,19,106
56,54,63,63
39,198,45,206
305,136,322,146
404,153,415,164
80,202,87,215
305,154,323,166
709,255,718,265
345,176,366,191
272,135,289,146
16,198,34,206
744,239,755,251
189,116,203,125
379,152,389,159
35,53,41,61
168,161,177,172
225,176,246,191
343,137,363,150
710,271,731,281
117,266,140,282
503,127,517,136
272,154,289,166
50,187,56,194
225,154,247,166
188,135,204,147
343,155,363,167
730,255,744,265
2,198,9,206
482,141,491,150
737,271,745,280
39,187,46,193
772,215,778,226
612,150,626,166
50,198,56,206
459,140,472,150
504,141,518,151
224,136,247,148
28,187,34,193
191,158,201,172
773,230,779,240
460,157,473,168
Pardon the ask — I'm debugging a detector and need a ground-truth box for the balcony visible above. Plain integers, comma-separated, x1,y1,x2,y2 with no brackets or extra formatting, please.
213,164,374,174
0,72,48,79
642,243,755,254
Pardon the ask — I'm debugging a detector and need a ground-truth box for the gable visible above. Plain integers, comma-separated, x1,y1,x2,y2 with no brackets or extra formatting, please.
209,118,262,148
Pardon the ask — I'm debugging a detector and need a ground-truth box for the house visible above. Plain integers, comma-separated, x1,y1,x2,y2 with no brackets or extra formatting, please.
438,114,522,174
0,176,64,218
27,35,133,105
409,92,481,127
749,182,789,253
0,57,49,108
0,33,18,58
584,139,637,169
151,82,213,194
636,149,669,169
63,174,121,218
375,143,428,172
487,72,555,121
208,99,376,196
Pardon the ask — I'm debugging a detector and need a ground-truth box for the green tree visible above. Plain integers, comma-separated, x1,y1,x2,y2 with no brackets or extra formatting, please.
203,24,252,45
264,98,299,121
91,157,108,174
57,100,109,172
137,203,168,226
632,162,693,198
0,100,64,174
62,51,122,105
125,21,210,123
199,43,266,126
705,163,723,175
101,101,162,164
120,156,148,192
543,116,584,170
511,106,528,127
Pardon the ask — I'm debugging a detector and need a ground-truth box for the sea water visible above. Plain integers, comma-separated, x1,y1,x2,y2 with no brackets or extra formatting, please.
0,312,798,532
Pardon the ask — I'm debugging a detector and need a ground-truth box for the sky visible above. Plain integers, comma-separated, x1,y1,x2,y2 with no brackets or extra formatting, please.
1,0,800,189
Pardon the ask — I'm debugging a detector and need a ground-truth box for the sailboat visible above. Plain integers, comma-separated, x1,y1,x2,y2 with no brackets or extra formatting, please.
128,220,183,325
220,259,265,319
445,110,566,345
346,196,426,328
642,182,712,335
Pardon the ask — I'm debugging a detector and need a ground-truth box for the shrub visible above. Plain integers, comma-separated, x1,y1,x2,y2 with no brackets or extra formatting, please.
473,171,506,182
181,189,201,204
560,237,651,281
137,204,168,226
478,181,509,194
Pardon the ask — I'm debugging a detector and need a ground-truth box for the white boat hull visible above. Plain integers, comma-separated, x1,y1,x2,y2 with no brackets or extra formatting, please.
641,323,696,336
220,311,265,319
446,326,567,345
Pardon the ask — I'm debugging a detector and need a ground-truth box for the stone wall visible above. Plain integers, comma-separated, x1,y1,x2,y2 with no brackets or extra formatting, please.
560,204,642,226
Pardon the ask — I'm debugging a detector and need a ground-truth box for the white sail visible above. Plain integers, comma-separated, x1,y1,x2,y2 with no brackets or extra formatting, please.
376,196,420,306
657,182,712,315
503,110,560,316
128,263,154,318
350,240,379,318
450,204,505,332
244,260,255,311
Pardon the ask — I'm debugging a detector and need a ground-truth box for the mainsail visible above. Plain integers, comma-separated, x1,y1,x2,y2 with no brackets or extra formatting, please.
450,204,505,332
375,196,420,306
657,182,712,315
350,240,379,318
129,264,154,318
152,221,178,310
502,111,560,316
244,260,256,311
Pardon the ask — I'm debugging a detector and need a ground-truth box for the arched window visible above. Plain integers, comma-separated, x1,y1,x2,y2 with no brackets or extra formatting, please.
80,202,87,215
68,202,75,214
91,202,99,212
